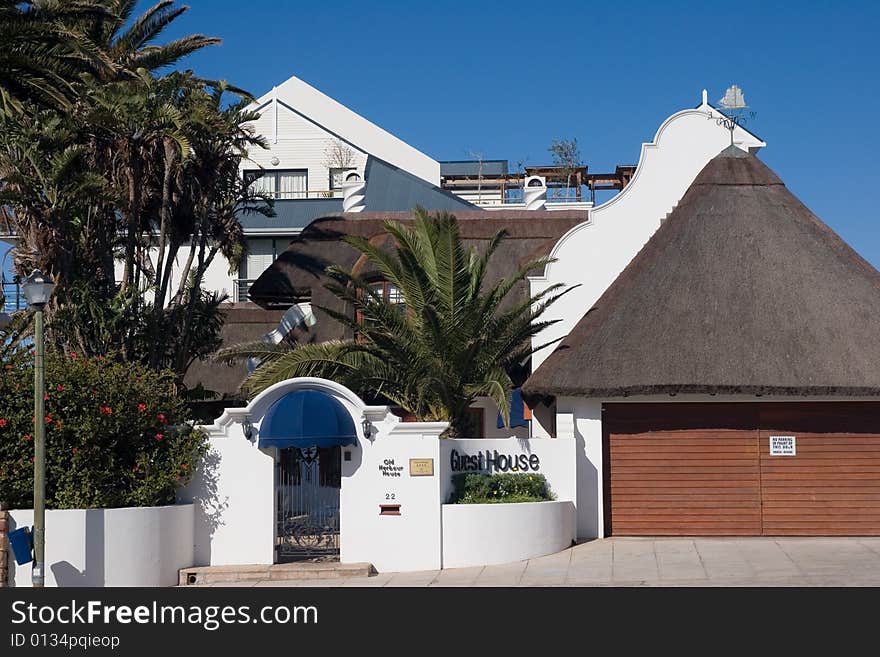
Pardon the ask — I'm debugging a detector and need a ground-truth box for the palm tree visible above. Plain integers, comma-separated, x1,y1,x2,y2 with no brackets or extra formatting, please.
0,0,113,114
78,0,221,76
218,209,576,437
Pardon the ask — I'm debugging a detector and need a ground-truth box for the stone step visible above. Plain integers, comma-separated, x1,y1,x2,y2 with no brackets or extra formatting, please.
179,562,375,586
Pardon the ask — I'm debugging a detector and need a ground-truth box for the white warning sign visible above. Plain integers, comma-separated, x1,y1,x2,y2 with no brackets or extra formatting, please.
769,435,796,456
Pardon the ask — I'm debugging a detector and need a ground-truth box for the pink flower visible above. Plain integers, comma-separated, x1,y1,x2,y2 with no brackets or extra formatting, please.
23,434,31,441
100,406,112,415
4,364,12,370
157,413,167,424
55,420,62,429
154,433,163,441
72,447,78,454
137,403,147,412
181,463,188,471
0,418,6,428
68,352,76,359
56,384,64,392
132,465,139,472
43,393,48,401
44,416,52,424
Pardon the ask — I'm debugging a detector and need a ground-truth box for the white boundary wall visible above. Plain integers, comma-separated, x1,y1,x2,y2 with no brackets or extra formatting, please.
5,505,193,587
190,379,580,573
442,501,574,569
439,438,577,510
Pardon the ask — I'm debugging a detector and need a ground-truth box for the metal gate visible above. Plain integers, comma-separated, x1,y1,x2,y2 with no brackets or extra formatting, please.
275,445,341,561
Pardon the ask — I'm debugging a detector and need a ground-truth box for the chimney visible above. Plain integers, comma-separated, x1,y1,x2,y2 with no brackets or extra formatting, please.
523,175,547,210
341,171,366,213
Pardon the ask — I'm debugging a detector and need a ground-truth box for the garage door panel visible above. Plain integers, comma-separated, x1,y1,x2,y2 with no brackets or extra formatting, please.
606,402,880,537
758,408,880,535
614,500,761,508
606,403,761,536
763,493,880,501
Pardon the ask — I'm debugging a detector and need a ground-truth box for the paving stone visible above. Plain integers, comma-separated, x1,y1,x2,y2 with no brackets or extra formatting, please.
611,539,660,583
186,537,880,587
474,561,527,586
384,571,440,587
340,574,394,587
431,566,484,585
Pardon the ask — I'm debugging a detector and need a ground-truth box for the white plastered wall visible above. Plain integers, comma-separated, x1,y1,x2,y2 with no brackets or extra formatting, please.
111,245,236,305
245,100,368,195
250,75,439,185
528,98,765,439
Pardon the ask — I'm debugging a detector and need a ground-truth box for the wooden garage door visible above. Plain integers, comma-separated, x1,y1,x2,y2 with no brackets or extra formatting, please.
605,402,880,536
605,403,762,536
759,403,880,536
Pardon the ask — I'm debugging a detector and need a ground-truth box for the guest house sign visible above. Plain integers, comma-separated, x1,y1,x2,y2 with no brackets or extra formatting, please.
449,449,540,473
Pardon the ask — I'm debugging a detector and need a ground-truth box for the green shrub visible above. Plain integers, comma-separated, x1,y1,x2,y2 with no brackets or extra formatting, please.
0,351,208,509
448,472,554,504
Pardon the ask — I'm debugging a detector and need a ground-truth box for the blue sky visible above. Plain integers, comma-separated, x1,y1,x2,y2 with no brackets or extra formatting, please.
168,0,880,267
4,0,879,281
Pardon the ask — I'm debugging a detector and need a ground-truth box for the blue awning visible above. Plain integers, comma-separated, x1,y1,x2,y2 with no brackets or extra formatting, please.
258,389,358,449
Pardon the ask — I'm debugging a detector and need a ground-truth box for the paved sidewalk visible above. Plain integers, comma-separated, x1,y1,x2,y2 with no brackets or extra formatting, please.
197,537,880,587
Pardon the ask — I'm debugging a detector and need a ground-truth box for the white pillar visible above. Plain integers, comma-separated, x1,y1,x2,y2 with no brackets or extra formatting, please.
524,175,547,210
342,172,366,212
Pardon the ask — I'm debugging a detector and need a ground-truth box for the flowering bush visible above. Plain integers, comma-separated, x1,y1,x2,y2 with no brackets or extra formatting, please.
0,352,208,509
448,472,554,504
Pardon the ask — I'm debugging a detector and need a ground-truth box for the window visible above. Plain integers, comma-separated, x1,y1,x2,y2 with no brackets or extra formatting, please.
368,280,405,313
355,279,406,331
329,167,356,191
247,169,308,199
237,238,278,302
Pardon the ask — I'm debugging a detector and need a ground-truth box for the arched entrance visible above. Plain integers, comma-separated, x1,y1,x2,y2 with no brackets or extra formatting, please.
258,388,358,562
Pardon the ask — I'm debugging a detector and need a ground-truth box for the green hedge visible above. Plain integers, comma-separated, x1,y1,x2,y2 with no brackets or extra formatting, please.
0,351,208,509
448,472,554,504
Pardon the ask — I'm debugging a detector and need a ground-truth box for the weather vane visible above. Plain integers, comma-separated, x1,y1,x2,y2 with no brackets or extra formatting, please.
710,84,757,145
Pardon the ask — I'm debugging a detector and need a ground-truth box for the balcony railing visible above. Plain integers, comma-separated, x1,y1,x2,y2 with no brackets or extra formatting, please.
262,190,343,200
234,279,258,303
2,281,26,314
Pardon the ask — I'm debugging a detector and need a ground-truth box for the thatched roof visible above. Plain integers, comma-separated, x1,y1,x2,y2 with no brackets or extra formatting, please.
184,303,285,400
523,146,880,400
248,210,588,343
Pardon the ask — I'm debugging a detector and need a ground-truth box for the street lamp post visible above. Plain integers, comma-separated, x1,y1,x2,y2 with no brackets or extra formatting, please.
21,269,54,588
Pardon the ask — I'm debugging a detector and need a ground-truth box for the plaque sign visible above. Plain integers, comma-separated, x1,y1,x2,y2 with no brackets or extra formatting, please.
409,458,434,477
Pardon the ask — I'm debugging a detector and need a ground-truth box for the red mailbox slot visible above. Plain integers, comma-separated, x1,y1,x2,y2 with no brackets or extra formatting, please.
379,504,401,516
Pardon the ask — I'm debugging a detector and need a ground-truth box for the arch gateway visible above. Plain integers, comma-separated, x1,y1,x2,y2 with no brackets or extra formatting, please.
181,378,576,573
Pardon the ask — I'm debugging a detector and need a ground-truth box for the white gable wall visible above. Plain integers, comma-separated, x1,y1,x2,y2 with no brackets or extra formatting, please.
244,101,368,197
251,75,440,185
528,101,766,440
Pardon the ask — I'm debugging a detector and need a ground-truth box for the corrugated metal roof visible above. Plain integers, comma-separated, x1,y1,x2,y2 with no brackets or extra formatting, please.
363,157,478,213
440,160,509,177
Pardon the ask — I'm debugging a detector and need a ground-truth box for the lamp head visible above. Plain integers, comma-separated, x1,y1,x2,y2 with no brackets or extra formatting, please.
21,269,54,309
